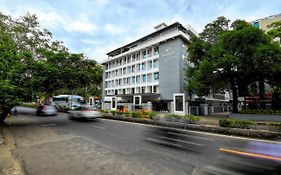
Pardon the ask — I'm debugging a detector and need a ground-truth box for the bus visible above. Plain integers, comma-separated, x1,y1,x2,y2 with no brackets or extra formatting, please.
52,95,85,109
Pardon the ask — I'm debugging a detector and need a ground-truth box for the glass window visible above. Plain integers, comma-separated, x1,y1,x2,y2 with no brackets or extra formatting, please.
142,74,147,82
154,47,159,55
142,51,146,58
132,76,135,84
132,65,135,72
141,63,145,71
154,72,159,80
153,59,159,68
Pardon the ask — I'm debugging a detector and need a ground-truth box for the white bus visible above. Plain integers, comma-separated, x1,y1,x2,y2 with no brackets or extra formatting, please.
53,95,84,109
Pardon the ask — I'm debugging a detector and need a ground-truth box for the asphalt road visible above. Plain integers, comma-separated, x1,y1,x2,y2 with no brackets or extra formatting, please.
2,107,281,175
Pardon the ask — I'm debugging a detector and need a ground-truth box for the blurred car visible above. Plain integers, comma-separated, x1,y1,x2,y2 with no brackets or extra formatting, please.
68,106,102,120
144,126,212,152
36,105,57,116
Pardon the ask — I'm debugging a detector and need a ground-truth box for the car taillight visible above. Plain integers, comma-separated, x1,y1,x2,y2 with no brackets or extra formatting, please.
82,109,89,112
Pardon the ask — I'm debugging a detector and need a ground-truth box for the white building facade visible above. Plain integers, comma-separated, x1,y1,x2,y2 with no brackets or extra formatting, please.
101,22,229,114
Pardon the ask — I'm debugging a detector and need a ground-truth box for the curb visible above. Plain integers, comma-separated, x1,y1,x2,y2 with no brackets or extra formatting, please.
103,115,281,140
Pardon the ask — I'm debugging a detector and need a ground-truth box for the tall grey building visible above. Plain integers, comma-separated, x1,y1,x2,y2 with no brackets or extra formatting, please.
101,22,228,113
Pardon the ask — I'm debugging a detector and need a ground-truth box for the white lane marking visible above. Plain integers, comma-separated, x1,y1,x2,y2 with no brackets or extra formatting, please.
159,136,203,147
146,137,183,147
90,125,105,130
101,118,281,144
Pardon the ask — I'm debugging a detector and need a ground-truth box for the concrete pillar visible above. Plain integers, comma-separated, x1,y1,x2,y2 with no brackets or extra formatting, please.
147,102,152,111
185,102,189,115
200,104,208,116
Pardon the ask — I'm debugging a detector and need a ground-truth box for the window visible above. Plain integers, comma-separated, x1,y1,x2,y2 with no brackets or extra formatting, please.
142,51,147,58
154,47,159,55
136,76,140,83
154,72,159,80
132,76,136,84
153,59,159,68
123,68,126,75
132,65,135,73
149,61,153,69
147,73,152,82
142,74,147,82
141,62,145,71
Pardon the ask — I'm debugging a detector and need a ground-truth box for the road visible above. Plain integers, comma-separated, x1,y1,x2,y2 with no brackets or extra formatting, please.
1,107,280,175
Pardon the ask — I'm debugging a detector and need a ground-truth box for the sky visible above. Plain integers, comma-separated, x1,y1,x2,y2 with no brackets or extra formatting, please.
0,0,281,62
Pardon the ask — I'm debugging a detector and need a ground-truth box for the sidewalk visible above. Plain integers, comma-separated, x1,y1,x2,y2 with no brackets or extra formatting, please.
0,126,25,175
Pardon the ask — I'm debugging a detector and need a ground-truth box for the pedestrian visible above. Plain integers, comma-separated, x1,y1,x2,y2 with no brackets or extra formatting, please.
12,107,17,117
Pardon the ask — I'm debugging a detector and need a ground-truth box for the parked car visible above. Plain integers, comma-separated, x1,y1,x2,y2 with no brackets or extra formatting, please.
68,106,102,120
36,105,58,116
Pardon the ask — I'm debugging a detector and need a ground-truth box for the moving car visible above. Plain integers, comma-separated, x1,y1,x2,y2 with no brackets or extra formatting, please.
36,105,57,116
68,106,102,120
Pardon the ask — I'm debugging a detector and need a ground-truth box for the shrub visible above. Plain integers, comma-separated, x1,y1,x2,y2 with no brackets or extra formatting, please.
268,122,281,132
219,119,255,129
125,112,131,117
111,110,116,115
184,115,201,123
131,111,141,118
219,119,232,127
148,111,158,119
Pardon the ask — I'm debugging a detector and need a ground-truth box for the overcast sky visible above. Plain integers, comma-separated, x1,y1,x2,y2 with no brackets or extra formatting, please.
0,0,281,62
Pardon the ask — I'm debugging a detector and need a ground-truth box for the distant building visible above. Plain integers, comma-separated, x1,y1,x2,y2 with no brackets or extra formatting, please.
252,13,281,31
101,22,229,115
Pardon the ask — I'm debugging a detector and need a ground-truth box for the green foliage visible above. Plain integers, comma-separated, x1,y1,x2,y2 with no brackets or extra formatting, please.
131,111,141,118
219,119,255,129
111,110,116,115
0,12,102,122
148,111,158,119
184,115,201,122
186,16,281,113
267,20,281,39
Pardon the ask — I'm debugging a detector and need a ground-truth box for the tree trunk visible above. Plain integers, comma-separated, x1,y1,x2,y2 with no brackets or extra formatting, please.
0,107,10,124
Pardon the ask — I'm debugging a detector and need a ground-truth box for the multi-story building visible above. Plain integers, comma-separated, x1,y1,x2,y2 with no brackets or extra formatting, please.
101,22,229,114
252,13,281,32
101,22,195,112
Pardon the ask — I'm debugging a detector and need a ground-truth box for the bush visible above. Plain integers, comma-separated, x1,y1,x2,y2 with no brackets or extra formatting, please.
219,119,255,129
184,115,201,123
111,110,116,115
268,122,281,132
125,112,131,117
131,111,141,118
148,111,158,119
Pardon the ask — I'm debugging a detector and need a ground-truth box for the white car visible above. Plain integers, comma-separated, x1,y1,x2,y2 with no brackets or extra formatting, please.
68,106,102,120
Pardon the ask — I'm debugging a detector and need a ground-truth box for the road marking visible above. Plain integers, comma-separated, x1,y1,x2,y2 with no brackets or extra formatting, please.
159,136,204,147
101,118,281,144
90,125,105,130
146,137,183,147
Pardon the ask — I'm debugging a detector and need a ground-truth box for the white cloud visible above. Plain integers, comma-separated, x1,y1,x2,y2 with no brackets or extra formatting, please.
105,24,126,35
66,20,97,33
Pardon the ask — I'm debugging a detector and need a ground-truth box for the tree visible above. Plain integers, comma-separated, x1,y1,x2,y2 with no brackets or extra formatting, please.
267,20,281,41
186,17,281,113
0,12,102,122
